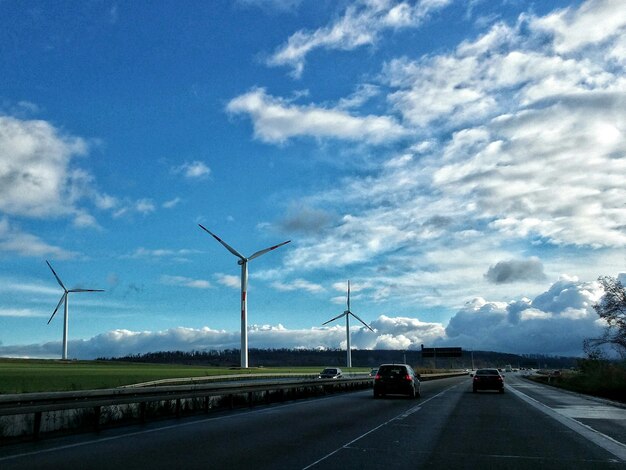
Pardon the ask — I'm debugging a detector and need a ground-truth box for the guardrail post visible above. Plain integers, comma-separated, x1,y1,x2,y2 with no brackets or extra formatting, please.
175,399,181,418
93,406,101,433
248,392,253,408
33,411,42,440
228,394,234,410
139,402,146,424
204,396,210,414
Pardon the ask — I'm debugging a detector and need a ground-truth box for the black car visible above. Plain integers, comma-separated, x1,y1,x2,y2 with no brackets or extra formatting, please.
373,364,421,398
472,368,504,393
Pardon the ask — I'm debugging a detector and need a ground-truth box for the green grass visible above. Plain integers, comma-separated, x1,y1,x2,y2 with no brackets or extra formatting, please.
0,359,368,394
530,360,626,403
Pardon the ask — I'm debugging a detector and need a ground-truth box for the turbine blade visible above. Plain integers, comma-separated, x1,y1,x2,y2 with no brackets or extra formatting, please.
48,294,66,324
69,289,105,293
322,311,346,325
347,280,350,311
248,240,291,261
350,311,375,332
46,260,66,291
198,225,245,260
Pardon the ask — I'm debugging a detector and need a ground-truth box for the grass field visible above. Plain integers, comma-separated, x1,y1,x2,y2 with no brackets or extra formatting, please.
0,359,368,394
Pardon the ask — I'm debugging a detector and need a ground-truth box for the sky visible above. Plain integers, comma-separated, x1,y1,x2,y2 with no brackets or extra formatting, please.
0,0,625,360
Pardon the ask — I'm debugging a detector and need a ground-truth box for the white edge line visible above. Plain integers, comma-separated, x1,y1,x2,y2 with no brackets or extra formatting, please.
301,384,458,470
507,384,626,462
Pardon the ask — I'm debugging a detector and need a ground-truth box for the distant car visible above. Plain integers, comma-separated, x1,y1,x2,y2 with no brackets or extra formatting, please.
318,367,343,379
369,368,379,377
472,368,504,393
373,364,421,399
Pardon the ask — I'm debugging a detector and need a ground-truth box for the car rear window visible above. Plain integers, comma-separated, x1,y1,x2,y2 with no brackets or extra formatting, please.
379,366,407,376
476,369,499,375
322,369,337,374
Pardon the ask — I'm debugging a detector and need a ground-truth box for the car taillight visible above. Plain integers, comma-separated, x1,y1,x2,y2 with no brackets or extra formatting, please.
374,374,381,380
405,374,412,381
473,376,479,381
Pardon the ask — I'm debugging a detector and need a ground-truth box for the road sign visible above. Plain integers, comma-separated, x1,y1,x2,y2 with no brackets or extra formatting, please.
421,347,462,358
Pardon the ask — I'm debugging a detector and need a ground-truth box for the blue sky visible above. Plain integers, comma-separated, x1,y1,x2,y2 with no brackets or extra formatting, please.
1,0,625,359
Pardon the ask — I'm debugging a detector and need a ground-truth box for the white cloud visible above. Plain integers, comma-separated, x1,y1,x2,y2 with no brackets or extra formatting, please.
272,278,325,294
0,116,88,218
160,275,212,289
172,161,211,180
163,197,182,209
227,88,408,144
0,278,609,359
0,308,46,318
124,247,201,261
530,0,626,55
0,217,78,259
215,273,241,289
267,0,452,77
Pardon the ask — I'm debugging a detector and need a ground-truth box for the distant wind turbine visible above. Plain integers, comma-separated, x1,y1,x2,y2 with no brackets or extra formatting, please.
198,225,290,368
323,280,374,368
46,260,104,360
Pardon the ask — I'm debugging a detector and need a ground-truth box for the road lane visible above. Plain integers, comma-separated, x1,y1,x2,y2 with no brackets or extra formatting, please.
1,374,624,469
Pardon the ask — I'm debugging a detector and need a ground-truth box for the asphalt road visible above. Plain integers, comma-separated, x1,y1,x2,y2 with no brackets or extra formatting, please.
1,374,625,469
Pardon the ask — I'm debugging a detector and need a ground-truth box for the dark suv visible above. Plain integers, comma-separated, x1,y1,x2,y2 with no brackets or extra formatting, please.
373,364,421,398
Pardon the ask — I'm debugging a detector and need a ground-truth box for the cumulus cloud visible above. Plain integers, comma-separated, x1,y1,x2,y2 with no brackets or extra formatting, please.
443,276,605,356
1,277,609,359
0,116,88,218
226,88,409,144
267,0,452,77
485,258,546,284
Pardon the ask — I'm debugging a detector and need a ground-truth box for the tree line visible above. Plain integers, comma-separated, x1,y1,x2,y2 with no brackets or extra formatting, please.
98,348,578,369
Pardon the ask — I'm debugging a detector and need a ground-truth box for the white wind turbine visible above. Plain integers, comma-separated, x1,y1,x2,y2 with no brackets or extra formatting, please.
323,280,374,368
46,260,104,360
199,225,290,368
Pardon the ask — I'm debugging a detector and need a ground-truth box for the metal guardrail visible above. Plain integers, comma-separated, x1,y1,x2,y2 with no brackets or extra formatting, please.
0,372,468,441
0,377,372,440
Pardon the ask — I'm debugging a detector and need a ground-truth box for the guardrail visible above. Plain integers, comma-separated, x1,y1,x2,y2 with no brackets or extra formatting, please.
0,371,468,442
0,377,372,441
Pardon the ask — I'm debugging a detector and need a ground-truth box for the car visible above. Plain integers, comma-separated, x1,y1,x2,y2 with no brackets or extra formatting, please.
373,364,421,399
472,368,504,393
369,368,379,377
318,367,343,379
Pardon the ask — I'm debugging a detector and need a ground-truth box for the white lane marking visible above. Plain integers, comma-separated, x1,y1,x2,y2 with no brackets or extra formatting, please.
398,405,421,419
302,384,458,470
0,392,351,462
554,405,626,420
507,384,626,462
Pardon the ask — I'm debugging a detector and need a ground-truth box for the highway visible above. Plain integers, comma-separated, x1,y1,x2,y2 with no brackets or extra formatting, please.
1,373,625,469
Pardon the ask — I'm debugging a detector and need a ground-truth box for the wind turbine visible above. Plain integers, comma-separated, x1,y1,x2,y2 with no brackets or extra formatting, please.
46,260,104,360
323,280,374,368
198,225,290,368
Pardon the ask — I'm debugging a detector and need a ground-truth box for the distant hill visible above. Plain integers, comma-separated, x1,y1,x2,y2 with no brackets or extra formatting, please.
99,348,579,369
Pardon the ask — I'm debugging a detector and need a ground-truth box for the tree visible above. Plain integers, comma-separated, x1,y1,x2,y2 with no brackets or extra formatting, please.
586,276,626,357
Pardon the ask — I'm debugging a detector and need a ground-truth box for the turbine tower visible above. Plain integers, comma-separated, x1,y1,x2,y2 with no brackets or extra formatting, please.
322,280,374,368
199,225,290,368
46,260,104,360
